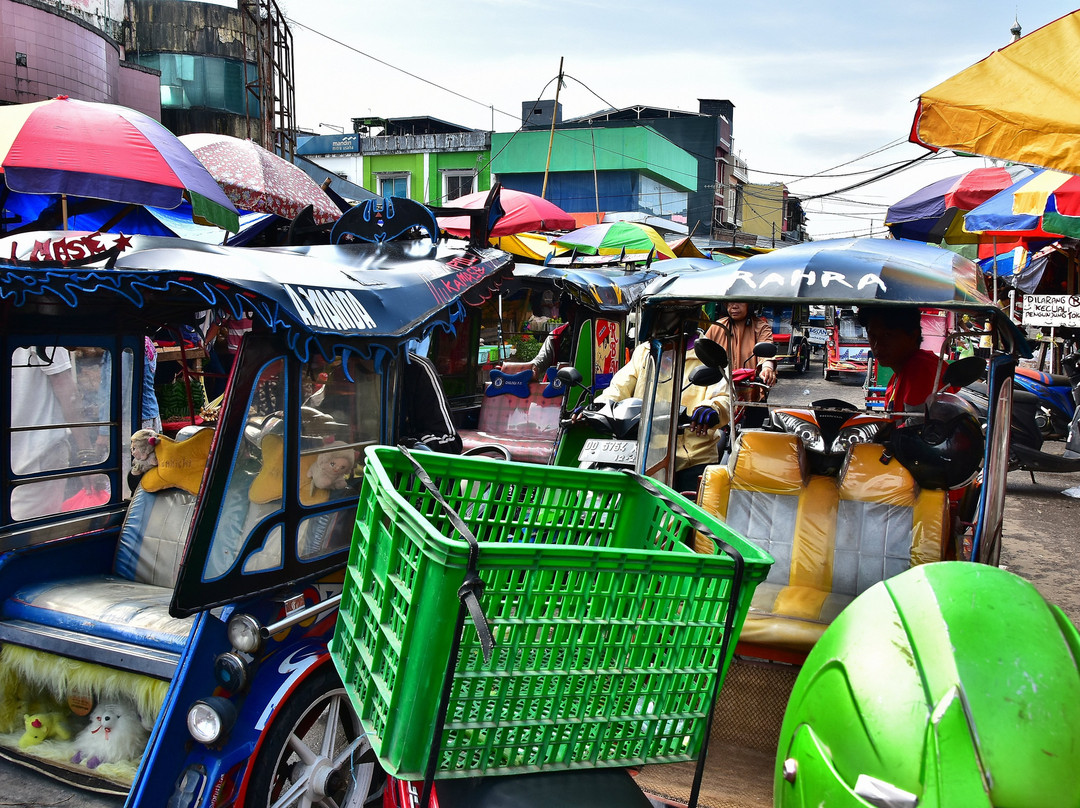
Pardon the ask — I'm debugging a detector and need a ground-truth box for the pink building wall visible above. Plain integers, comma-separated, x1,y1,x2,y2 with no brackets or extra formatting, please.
0,0,159,119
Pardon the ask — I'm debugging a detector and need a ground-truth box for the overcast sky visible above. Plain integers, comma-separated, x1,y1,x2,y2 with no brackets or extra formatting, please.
275,1,1077,240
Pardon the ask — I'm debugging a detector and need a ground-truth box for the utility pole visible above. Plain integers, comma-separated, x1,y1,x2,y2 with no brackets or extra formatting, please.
541,57,565,200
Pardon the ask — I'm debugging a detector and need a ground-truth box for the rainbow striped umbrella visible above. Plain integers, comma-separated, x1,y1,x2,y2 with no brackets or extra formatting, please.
964,168,1080,239
0,97,239,232
555,221,676,258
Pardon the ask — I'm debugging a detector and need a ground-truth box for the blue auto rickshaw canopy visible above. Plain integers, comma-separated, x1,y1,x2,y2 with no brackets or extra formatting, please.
0,231,513,359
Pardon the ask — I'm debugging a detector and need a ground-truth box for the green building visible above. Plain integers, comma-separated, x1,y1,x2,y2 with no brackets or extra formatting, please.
296,117,491,205
489,126,697,221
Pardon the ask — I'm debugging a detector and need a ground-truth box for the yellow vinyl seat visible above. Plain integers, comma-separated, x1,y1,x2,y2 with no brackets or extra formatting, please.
698,433,948,654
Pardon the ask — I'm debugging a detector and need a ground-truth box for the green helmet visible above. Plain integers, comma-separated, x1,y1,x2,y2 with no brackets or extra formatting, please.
775,562,1080,808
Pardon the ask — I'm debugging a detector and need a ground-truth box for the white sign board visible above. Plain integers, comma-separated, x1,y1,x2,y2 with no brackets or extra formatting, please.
1022,295,1080,327
807,327,829,345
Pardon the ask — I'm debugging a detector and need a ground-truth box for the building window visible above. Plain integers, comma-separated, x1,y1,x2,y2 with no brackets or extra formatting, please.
442,171,476,202
377,173,409,198
131,53,257,117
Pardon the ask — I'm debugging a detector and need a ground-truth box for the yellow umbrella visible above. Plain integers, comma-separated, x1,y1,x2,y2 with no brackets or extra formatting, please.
491,232,566,262
912,11,1080,174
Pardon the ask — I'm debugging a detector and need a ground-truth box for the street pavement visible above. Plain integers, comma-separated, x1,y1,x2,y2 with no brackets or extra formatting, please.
0,367,1076,802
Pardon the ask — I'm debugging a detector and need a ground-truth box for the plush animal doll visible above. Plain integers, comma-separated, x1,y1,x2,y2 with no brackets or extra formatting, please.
70,702,149,769
307,443,356,493
130,429,160,476
18,712,71,748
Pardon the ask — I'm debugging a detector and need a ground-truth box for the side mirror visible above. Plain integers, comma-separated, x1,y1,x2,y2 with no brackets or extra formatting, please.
944,355,986,388
687,365,726,387
556,366,583,386
753,341,777,359
693,337,729,370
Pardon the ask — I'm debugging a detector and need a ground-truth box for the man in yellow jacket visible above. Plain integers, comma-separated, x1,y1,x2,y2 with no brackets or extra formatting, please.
594,338,730,493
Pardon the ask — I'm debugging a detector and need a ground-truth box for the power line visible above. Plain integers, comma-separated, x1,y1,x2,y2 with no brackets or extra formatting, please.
286,16,521,123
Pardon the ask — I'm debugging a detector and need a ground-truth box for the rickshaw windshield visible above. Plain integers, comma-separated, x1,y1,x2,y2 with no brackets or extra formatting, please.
638,340,676,486
6,340,134,524
203,350,382,581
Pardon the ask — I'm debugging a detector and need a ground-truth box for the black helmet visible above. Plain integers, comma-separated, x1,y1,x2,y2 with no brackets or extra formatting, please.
889,393,984,489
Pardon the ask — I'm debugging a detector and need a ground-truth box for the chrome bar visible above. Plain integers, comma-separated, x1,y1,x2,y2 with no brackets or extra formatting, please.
260,593,342,639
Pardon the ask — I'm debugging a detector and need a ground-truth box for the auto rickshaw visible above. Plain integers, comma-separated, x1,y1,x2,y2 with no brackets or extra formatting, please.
435,257,718,466
618,238,1031,807
821,305,870,379
0,227,512,806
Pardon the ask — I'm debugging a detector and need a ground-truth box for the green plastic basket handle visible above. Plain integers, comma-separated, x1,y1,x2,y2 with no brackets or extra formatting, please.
621,470,745,808
397,445,496,664
399,445,498,808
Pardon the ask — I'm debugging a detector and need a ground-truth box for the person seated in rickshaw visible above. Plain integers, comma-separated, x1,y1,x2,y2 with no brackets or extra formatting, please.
399,350,463,453
858,305,949,413
591,337,731,492
704,301,778,387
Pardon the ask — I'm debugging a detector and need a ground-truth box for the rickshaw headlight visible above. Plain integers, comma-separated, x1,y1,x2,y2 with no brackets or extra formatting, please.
831,421,885,453
227,613,263,654
214,651,250,693
187,697,237,745
774,411,825,452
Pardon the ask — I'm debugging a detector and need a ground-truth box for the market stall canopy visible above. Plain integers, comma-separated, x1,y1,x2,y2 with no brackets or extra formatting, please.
180,133,342,225
0,231,512,359
910,10,1080,174
885,165,1032,243
438,188,576,238
965,168,1080,239
0,189,273,242
0,97,238,232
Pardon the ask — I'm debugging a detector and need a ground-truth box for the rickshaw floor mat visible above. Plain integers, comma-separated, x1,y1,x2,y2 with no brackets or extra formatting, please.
0,746,128,797
633,743,773,808
635,657,799,808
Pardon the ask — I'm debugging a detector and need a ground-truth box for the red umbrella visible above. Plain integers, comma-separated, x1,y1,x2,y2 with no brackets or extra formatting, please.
0,96,238,231
885,165,1033,243
180,133,341,225
439,188,576,237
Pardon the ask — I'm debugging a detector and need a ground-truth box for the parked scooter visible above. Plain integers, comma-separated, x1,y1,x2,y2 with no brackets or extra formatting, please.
1014,355,1080,440
957,354,1080,476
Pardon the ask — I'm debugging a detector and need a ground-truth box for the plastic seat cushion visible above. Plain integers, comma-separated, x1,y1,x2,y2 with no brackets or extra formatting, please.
3,576,193,652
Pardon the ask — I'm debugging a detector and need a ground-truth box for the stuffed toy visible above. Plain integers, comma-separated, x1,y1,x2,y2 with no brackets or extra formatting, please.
130,429,160,476
18,711,71,748
306,443,356,493
70,702,149,769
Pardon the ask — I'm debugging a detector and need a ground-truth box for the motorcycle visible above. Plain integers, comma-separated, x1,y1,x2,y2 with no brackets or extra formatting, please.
958,354,1080,476
1013,354,1080,441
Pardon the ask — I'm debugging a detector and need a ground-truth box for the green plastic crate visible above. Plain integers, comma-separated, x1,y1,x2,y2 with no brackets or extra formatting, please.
330,446,773,780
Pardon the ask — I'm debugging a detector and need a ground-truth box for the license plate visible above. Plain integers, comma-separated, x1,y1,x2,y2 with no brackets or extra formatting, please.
578,438,637,466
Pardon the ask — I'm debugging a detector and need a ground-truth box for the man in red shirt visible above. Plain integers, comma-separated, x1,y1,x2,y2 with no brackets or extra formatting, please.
858,306,947,412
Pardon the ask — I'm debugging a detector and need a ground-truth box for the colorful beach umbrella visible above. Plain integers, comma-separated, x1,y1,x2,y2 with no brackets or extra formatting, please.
965,168,1080,240
490,232,567,262
885,165,1033,244
0,97,239,231
911,11,1080,175
180,133,342,225
555,221,676,258
438,188,576,237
